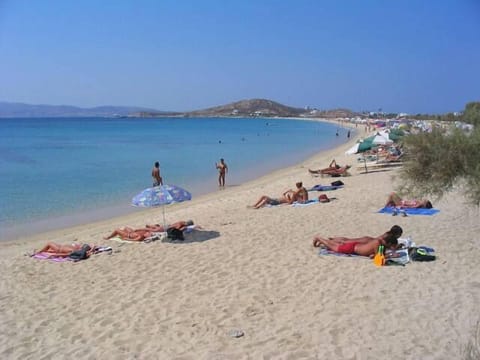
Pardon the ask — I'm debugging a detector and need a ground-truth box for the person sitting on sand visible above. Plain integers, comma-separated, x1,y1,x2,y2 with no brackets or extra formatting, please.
33,242,95,258
312,225,403,257
385,192,432,209
288,181,309,203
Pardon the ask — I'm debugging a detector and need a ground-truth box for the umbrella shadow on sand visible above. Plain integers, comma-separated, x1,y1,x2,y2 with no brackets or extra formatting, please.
162,230,221,244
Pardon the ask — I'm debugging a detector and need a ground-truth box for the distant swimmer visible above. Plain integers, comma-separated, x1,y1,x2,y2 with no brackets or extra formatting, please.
152,161,163,187
215,158,228,187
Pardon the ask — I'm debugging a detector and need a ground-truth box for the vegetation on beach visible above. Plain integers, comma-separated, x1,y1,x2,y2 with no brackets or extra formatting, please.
464,320,480,360
398,102,480,206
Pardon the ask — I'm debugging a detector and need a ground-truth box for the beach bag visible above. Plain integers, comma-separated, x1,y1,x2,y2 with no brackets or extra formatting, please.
68,244,91,261
167,227,184,241
318,194,330,203
409,247,436,262
331,180,344,187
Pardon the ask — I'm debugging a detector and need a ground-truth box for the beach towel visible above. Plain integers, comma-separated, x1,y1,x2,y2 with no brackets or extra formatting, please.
318,248,410,265
107,236,144,243
377,207,440,216
93,246,113,253
184,224,198,233
32,252,73,262
308,185,343,192
318,248,367,258
292,199,319,207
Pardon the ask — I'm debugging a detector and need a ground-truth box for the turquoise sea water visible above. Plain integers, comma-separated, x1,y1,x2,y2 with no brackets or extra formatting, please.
0,117,351,240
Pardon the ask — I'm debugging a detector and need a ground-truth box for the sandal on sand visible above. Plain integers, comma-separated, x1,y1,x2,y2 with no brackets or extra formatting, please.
392,210,398,216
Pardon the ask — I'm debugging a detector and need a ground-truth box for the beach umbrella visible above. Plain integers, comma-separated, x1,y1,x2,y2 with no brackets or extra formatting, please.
346,136,375,154
388,128,405,141
132,184,192,234
345,143,360,155
357,136,375,152
372,133,393,145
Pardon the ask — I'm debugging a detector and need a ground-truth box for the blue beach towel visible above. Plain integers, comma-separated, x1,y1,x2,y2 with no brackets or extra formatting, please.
378,207,440,216
308,185,343,192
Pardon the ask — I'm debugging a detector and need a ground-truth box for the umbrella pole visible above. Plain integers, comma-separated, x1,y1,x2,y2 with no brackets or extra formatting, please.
162,205,167,237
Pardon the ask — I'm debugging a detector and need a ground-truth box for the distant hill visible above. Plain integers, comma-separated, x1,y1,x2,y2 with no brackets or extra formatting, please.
0,101,167,118
182,98,305,118
0,99,358,119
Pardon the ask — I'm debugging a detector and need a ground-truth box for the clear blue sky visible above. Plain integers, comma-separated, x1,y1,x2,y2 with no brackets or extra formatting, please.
0,0,479,113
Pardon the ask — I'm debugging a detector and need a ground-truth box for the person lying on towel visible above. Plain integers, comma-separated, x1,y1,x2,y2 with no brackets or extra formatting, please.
385,192,432,209
104,226,158,241
248,194,291,209
312,225,402,257
104,220,196,241
145,220,195,232
308,160,351,176
33,242,95,258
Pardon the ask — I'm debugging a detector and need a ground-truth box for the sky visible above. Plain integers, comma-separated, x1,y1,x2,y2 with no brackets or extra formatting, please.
0,0,479,113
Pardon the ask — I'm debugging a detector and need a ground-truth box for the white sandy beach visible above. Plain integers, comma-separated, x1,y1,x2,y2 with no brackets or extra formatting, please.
1,127,479,359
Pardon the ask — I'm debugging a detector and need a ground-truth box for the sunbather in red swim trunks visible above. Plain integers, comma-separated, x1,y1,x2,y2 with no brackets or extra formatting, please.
336,241,360,254
312,225,403,257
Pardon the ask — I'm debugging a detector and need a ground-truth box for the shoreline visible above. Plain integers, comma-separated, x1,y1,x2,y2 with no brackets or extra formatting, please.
0,117,356,244
2,119,477,359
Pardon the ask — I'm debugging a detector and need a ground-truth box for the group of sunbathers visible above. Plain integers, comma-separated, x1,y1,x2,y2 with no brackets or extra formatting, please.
103,220,195,242
32,220,197,259
310,190,432,257
249,181,309,209
34,160,434,261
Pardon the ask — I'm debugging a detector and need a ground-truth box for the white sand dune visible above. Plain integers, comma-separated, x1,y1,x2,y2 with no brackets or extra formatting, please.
1,126,479,359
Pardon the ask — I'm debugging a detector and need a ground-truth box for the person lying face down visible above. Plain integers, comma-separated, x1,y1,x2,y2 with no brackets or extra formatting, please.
385,192,432,209
312,225,403,257
33,242,95,258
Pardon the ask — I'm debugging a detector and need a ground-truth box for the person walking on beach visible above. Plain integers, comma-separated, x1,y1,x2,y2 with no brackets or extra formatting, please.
215,158,228,187
152,161,163,187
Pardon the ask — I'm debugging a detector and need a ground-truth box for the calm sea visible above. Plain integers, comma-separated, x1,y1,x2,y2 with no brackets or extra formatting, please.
0,117,351,240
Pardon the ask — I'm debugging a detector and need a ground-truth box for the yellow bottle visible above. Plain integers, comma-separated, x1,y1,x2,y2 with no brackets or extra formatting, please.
373,245,385,267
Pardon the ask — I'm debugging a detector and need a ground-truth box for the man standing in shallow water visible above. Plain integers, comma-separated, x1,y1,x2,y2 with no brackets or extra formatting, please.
215,158,228,187
152,161,163,187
